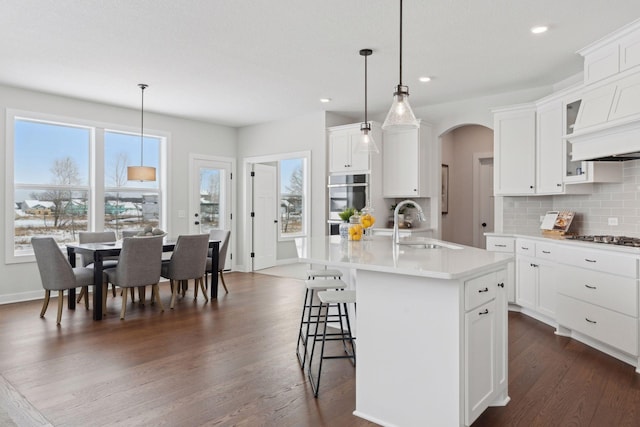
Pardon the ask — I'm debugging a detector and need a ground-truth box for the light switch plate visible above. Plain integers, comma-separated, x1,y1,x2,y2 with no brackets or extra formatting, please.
178,210,186,218
608,217,618,226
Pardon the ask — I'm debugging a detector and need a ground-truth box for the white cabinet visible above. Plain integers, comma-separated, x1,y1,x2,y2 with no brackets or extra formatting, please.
493,105,536,195
515,239,557,319
382,121,431,197
485,235,515,303
328,123,380,174
464,269,508,426
536,100,564,193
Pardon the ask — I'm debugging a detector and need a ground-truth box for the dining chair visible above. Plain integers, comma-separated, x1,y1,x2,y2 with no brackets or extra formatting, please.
103,236,164,319
76,231,119,305
160,234,210,309
32,237,94,325
206,229,231,293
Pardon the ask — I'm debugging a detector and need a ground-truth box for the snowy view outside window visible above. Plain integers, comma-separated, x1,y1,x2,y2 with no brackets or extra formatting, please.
12,117,163,256
279,158,305,237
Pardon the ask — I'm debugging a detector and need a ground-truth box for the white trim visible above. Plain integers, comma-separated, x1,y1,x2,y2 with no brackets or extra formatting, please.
472,152,494,248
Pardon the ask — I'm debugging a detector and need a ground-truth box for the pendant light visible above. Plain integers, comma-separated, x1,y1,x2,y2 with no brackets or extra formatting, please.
127,83,156,181
356,48,379,153
382,0,419,130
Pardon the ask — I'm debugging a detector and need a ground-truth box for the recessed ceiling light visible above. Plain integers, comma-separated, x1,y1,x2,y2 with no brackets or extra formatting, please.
419,76,431,83
531,25,548,34
320,98,332,103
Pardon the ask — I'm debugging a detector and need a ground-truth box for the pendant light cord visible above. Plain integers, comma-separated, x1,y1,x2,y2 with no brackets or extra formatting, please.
399,0,403,86
138,83,148,167
364,53,368,123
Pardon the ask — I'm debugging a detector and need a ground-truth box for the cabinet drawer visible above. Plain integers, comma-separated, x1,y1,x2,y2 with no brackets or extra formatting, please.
466,272,497,310
565,247,638,277
556,294,638,356
515,239,535,256
556,265,638,317
486,237,514,253
536,242,560,261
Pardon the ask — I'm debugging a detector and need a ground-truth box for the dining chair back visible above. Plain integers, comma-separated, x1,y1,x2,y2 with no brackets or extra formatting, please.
161,234,210,308
121,230,142,238
32,237,94,324
103,236,164,319
77,231,119,304
207,229,231,293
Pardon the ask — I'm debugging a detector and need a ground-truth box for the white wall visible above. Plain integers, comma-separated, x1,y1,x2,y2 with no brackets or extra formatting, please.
0,84,236,303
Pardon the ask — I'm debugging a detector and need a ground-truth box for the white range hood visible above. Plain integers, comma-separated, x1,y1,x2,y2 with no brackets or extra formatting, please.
568,72,640,161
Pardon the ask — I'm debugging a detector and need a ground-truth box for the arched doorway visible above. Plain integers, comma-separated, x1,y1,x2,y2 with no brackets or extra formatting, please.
440,125,494,248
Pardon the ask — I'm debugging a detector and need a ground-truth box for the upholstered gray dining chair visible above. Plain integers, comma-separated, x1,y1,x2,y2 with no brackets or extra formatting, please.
32,237,94,325
103,236,164,320
206,229,231,294
76,231,119,305
160,234,210,309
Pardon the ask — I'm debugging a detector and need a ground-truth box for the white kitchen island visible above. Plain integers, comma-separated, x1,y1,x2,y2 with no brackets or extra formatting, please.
296,235,513,427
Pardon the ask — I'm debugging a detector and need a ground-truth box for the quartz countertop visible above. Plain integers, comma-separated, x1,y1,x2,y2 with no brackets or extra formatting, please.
296,236,512,280
486,232,640,255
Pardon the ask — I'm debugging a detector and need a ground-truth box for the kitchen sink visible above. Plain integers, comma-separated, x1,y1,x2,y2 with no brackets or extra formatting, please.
396,239,463,250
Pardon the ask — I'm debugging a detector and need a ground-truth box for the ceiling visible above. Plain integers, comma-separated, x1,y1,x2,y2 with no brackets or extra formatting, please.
1,1,640,128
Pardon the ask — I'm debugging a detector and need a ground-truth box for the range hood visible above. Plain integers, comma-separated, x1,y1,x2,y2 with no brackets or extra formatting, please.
569,120,640,161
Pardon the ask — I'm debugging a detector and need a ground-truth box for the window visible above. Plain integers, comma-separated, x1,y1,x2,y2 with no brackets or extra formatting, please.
6,110,167,262
279,157,307,238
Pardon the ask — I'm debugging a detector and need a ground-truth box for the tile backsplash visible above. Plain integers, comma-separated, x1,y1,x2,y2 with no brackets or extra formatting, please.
502,160,640,237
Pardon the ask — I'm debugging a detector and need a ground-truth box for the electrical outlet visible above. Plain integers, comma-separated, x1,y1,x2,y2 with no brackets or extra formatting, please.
608,217,619,226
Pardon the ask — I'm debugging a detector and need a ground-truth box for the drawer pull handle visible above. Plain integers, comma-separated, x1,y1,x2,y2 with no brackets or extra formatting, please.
530,263,539,267
495,244,507,248
521,247,530,250
585,284,597,290
585,318,597,324
498,282,505,288
478,287,489,293
479,309,489,315
542,250,551,254
585,258,597,263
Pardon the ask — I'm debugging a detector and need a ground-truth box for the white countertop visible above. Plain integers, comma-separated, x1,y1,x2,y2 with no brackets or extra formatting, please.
296,236,513,280
486,232,640,255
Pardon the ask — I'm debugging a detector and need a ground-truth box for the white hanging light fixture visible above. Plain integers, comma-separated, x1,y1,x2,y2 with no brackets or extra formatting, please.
357,48,379,153
127,83,156,181
382,0,419,130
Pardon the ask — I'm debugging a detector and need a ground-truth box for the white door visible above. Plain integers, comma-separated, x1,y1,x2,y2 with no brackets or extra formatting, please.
189,156,233,268
473,155,494,249
252,163,277,270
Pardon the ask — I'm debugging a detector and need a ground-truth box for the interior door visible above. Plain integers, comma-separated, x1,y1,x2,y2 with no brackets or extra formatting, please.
189,156,232,269
474,156,494,249
252,163,277,270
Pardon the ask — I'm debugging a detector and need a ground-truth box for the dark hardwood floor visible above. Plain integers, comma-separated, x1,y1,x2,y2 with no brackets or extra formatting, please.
2,272,640,426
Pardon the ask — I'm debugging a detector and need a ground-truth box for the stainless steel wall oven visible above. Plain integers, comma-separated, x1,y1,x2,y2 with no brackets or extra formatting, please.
327,174,368,235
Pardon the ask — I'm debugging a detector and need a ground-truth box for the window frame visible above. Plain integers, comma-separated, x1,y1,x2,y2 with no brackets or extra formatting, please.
5,109,169,264
277,153,309,241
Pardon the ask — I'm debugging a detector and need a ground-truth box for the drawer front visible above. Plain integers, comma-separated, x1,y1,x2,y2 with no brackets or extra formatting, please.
515,239,536,256
466,272,497,310
566,247,638,277
486,236,514,253
556,265,638,317
536,242,561,262
557,294,638,356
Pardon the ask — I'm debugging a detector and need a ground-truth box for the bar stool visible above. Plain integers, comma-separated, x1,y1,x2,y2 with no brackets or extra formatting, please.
308,289,356,397
296,278,347,370
306,268,343,280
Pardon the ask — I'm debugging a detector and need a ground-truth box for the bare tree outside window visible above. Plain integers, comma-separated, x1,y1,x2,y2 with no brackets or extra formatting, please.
280,160,304,235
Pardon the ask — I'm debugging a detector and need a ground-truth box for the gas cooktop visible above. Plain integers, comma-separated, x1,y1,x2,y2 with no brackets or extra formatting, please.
566,235,640,247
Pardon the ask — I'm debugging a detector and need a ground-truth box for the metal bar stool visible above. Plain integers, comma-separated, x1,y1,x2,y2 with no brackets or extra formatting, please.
296,278,347,370
308,289,356,397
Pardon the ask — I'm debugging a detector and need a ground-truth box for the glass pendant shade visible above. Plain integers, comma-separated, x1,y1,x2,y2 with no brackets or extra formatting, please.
357,123,379,153
383,85,419,130
127,165,156,181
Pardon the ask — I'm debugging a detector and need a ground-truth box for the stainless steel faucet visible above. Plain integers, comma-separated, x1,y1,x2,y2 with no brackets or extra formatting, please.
392,200,426,244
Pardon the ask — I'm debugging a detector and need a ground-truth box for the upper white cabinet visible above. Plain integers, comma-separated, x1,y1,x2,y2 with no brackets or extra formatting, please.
382,121,432,198
536,99,564,193
493,105,536,195
329,122,380,174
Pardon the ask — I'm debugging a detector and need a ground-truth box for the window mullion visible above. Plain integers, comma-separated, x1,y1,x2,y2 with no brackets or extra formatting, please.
94,128,105,231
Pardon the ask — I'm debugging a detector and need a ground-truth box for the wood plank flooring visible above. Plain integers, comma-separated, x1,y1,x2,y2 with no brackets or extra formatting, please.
2,272,640,426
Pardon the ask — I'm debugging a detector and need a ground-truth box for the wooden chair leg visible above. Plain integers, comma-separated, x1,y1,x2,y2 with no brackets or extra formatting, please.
112,284,116,297
102,281,108,317
194,278,199,300
153,284,164,312
77,287,85,303
138,286,146,306
170,280,177,309
83,286,89,309
181,280,187,297
40,290,50,318
120,287,128,320
220,271,229,294
198,277,208,302
130,287,136,303
56,290,64,325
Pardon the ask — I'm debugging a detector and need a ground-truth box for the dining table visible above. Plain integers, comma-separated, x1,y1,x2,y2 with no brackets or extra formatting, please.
66,237,220,320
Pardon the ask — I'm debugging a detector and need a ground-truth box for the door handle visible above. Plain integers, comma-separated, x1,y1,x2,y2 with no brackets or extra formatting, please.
482,222,487,227
194,221,200,225
274,220,278,223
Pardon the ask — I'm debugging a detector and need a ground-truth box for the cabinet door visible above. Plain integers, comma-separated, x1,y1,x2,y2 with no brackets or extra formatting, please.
537,260,557,318
383,128,419,197
494,107,536,195
465,299,497,425
495,270,508,391
536,101,564,193
329,131,352,173
516,256,537,310
348,132,370,172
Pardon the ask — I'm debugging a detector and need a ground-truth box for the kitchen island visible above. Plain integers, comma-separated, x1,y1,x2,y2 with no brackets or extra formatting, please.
296,235,513,426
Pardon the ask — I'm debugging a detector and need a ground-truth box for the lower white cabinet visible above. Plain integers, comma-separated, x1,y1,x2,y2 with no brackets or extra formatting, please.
485,235,516,303
515,239,558,320
464,270,508,425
